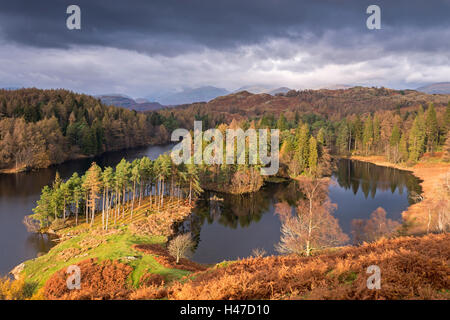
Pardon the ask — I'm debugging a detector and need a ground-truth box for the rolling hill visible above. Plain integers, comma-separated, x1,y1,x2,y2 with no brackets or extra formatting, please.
97,95,165,111
416,82,450,94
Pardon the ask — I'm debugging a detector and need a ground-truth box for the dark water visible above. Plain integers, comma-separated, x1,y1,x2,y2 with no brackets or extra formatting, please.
0,148,422,275
179,159,422,264
0,144,174,275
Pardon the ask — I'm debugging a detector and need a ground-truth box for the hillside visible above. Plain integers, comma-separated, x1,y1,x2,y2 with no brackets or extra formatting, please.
417,82,450,94
158,86,450,128
8,232,448,300
98,95,165,111
165,233,449,300
150,86,230,105
0,88,173,171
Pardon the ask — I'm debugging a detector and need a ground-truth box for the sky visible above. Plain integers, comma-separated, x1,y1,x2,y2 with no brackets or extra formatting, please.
0,0,449,99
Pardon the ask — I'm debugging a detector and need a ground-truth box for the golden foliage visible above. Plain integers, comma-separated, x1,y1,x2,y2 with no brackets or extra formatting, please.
166,233,449,300
43,258,132,300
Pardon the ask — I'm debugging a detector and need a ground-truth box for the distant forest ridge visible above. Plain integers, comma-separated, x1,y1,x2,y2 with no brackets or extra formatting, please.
0,86,449,171
0,88,178,170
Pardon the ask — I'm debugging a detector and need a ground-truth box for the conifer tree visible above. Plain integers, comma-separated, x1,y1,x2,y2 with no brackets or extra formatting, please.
445,102,450,133
83,162,103,226
317,128,326,146
362,115,374,155
409,114,426,162
336,123,349,155
425,103,438,153
294,123,309,174
443,132,450,162
308,136,318,175
399,133,409,162
276,114,288,131
373,115,381,152
389,124,401,162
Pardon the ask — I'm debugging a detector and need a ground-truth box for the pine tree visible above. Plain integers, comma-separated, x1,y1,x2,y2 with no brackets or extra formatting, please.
336,123,349,155
101,166,115,229
276,114,288,131
294,123,309,174
83,162,103,226
425,103,438,153
389,124,401,163
362,115,374,155
130,159,141,219
317,128,326,146
308,136,318,175
445,102,450,133
390,124,401,146
115,159,131,217
408,114,426,162
186,163,202,204
399,133,408,162
443,132,450,162
373,115,381,152
352,116,363,152
32,186,54,227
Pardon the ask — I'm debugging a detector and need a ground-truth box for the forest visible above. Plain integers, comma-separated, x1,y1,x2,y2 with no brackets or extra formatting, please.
0,88,177,171
29,155,203,231
158,88,450,166
3,86,449,301
2,87,449,173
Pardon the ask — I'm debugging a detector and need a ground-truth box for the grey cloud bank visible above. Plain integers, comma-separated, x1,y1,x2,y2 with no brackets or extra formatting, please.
0,0,449,97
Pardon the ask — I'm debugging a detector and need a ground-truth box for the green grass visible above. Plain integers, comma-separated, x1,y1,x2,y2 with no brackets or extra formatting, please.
22,226,191,293
22,197,197,296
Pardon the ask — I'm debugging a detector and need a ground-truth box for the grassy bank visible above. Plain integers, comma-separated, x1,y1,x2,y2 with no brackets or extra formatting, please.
16,196,197,299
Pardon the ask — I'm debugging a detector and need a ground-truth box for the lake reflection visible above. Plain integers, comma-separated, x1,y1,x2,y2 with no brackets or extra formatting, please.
0,150,422,275
0,144,174,276
179,159,422,264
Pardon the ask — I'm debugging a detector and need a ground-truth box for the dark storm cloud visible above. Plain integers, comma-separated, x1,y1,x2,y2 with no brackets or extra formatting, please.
0,0,449,55
1,1,449,96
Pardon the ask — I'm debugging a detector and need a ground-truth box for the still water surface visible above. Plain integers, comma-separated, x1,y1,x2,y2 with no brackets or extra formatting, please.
0,145,421,274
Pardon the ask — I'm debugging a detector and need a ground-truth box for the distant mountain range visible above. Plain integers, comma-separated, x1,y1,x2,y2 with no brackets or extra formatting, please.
94,82,450,109
416,82,450,94
145,85,293,106
320,84,354,90
96,95,164,112
147,86,230,105
233,85,292,95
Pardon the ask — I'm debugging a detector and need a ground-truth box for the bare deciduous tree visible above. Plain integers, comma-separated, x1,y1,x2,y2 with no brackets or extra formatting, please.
168,233,194,264
276,178,348,256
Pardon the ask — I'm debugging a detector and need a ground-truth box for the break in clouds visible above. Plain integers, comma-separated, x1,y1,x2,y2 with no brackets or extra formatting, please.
0,0,450,97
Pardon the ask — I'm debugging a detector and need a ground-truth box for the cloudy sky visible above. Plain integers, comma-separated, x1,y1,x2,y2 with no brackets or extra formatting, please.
0,0,449,99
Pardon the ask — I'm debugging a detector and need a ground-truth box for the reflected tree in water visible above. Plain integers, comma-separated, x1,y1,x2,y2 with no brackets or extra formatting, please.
335,159,422,201
351,207,400,245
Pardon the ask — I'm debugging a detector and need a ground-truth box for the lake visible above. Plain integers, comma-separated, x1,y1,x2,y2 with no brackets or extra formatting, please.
0,145,422,275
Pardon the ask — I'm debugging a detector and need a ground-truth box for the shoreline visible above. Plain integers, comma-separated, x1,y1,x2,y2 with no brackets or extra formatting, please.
0,142,170,174
350,155,450,234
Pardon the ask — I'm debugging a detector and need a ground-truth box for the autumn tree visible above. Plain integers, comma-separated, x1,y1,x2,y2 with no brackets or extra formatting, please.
168,233,195,264
308,136,318,175
443,132,450,162
276,178,348,256
389,124,401,163
362,115,374,155
408,112,426,162
351,207,400,244
83,162,103,226
425,103,438,153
